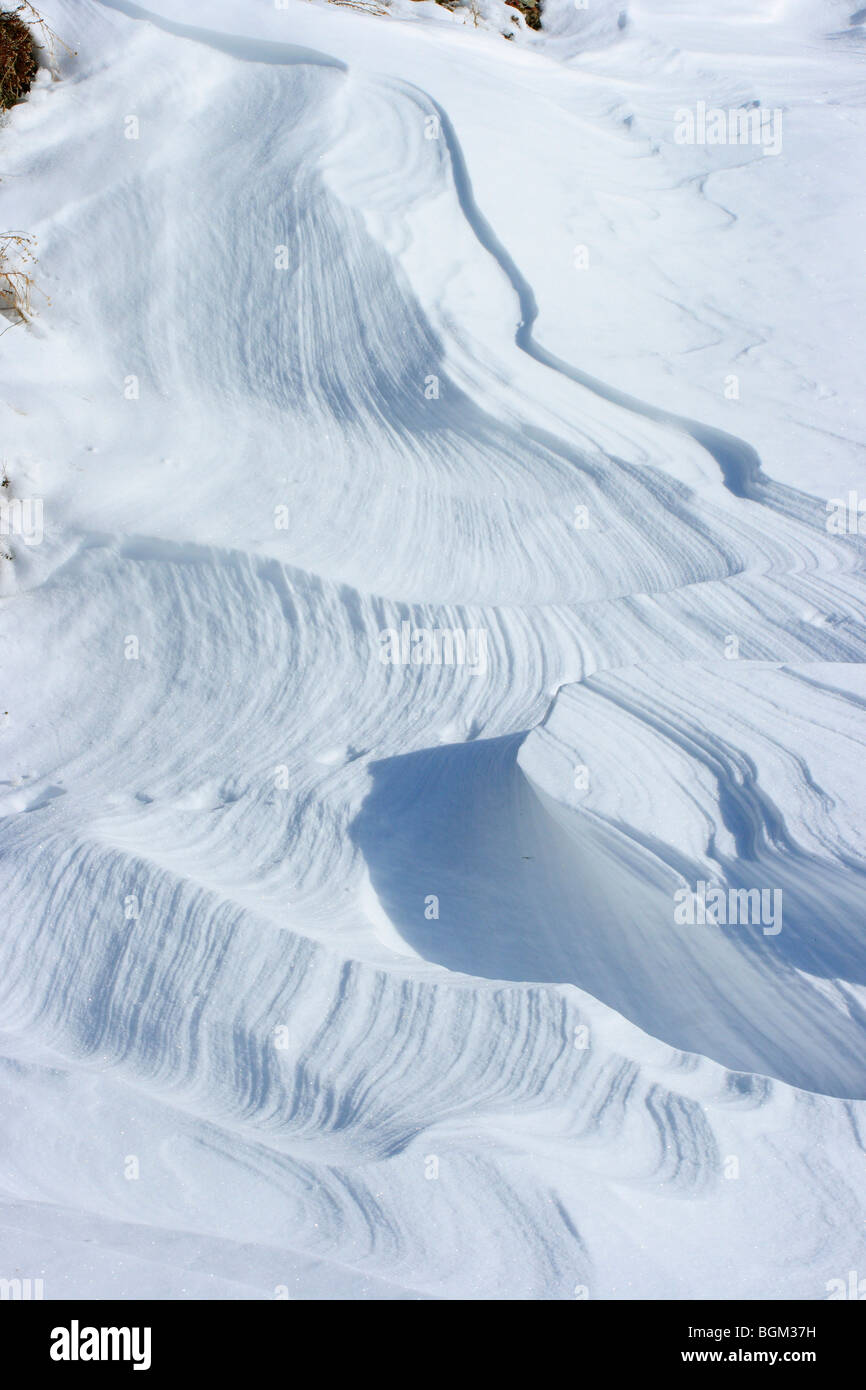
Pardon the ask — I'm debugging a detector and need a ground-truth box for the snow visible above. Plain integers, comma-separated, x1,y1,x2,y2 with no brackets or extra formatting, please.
1,0,865,1299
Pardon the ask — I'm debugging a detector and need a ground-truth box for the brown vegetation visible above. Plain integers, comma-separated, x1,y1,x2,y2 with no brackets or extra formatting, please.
0,8,37,109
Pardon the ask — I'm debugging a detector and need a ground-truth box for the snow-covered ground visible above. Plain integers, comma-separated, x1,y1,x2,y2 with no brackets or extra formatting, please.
1,0,865,1298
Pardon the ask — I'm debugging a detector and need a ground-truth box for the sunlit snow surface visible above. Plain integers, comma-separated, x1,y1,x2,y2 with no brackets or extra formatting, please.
1,0,865,1298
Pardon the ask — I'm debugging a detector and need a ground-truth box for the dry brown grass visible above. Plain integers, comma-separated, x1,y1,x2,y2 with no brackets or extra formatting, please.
0,231,36,327
0,4,76,109
0,9,73,331
326,0,390,13
0,8,37,108
15,2,76,73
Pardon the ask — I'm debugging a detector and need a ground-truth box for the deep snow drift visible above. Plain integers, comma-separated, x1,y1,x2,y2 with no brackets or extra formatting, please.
0,0,865,1298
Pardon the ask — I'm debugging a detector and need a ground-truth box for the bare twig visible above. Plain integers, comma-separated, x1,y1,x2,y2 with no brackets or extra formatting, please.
13,2,76,76
0,230,37,324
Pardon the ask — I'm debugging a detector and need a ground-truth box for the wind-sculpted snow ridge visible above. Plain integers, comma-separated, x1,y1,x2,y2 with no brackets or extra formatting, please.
0,0,865,1297
517,664,866,1097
